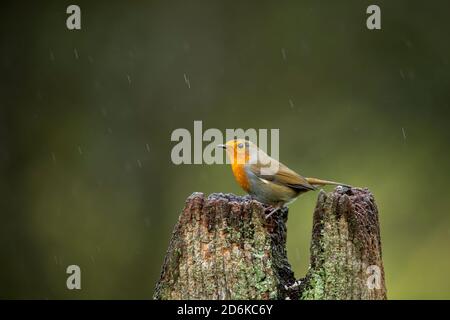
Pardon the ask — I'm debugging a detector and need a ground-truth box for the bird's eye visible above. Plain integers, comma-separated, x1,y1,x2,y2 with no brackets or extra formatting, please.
238,143,244,149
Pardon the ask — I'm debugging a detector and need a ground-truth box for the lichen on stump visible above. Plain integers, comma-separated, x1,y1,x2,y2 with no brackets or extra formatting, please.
300,187,387,300
153,192,297,300
154,187,387,300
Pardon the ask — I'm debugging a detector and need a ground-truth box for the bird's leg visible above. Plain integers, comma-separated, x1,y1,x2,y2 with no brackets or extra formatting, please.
265,204,282,219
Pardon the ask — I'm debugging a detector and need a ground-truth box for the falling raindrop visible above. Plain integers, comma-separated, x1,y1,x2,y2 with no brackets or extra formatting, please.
281,48,287,61
289,99,294,109
184,73,191,89
73,48,79,60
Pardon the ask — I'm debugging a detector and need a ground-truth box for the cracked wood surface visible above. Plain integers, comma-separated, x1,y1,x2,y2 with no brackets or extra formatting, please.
300,187,387,299
154,188,387,300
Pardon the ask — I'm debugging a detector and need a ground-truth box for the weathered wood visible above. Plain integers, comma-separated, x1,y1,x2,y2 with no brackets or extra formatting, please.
153,192,296,299
299,187,387,299
154,187,387,300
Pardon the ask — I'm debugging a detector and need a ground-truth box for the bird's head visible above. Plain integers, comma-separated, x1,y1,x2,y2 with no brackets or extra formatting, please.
218,139,258,165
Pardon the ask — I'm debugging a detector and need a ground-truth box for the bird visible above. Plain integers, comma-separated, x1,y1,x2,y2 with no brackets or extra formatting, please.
218,139,351,218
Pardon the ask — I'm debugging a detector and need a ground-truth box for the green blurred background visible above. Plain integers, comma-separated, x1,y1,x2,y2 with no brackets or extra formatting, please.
1,0,449,299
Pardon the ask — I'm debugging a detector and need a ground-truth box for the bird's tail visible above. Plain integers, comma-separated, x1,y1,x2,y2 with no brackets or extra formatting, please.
305,177,352,188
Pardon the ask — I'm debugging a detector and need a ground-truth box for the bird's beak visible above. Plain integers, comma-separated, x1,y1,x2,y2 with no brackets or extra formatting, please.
217,144,227,149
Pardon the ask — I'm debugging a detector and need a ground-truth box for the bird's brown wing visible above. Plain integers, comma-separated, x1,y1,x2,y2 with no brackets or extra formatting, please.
249,160,316,192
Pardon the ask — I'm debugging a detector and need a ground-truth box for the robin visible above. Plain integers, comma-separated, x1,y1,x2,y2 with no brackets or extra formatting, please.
218,139,351,218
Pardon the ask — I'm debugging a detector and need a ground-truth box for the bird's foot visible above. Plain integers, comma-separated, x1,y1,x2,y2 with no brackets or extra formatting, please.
265,206,280,219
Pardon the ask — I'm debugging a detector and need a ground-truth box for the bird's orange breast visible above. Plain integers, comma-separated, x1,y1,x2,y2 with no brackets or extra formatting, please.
231,163,250,192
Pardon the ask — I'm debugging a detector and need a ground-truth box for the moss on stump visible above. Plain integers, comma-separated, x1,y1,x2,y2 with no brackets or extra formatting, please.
154,188,387,300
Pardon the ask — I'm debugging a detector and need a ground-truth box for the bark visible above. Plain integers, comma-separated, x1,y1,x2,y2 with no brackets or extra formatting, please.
299,187,387,299
154,187,387,300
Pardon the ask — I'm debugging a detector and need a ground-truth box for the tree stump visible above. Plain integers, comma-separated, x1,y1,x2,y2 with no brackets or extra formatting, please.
300,188,387,299
153,187,387,300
